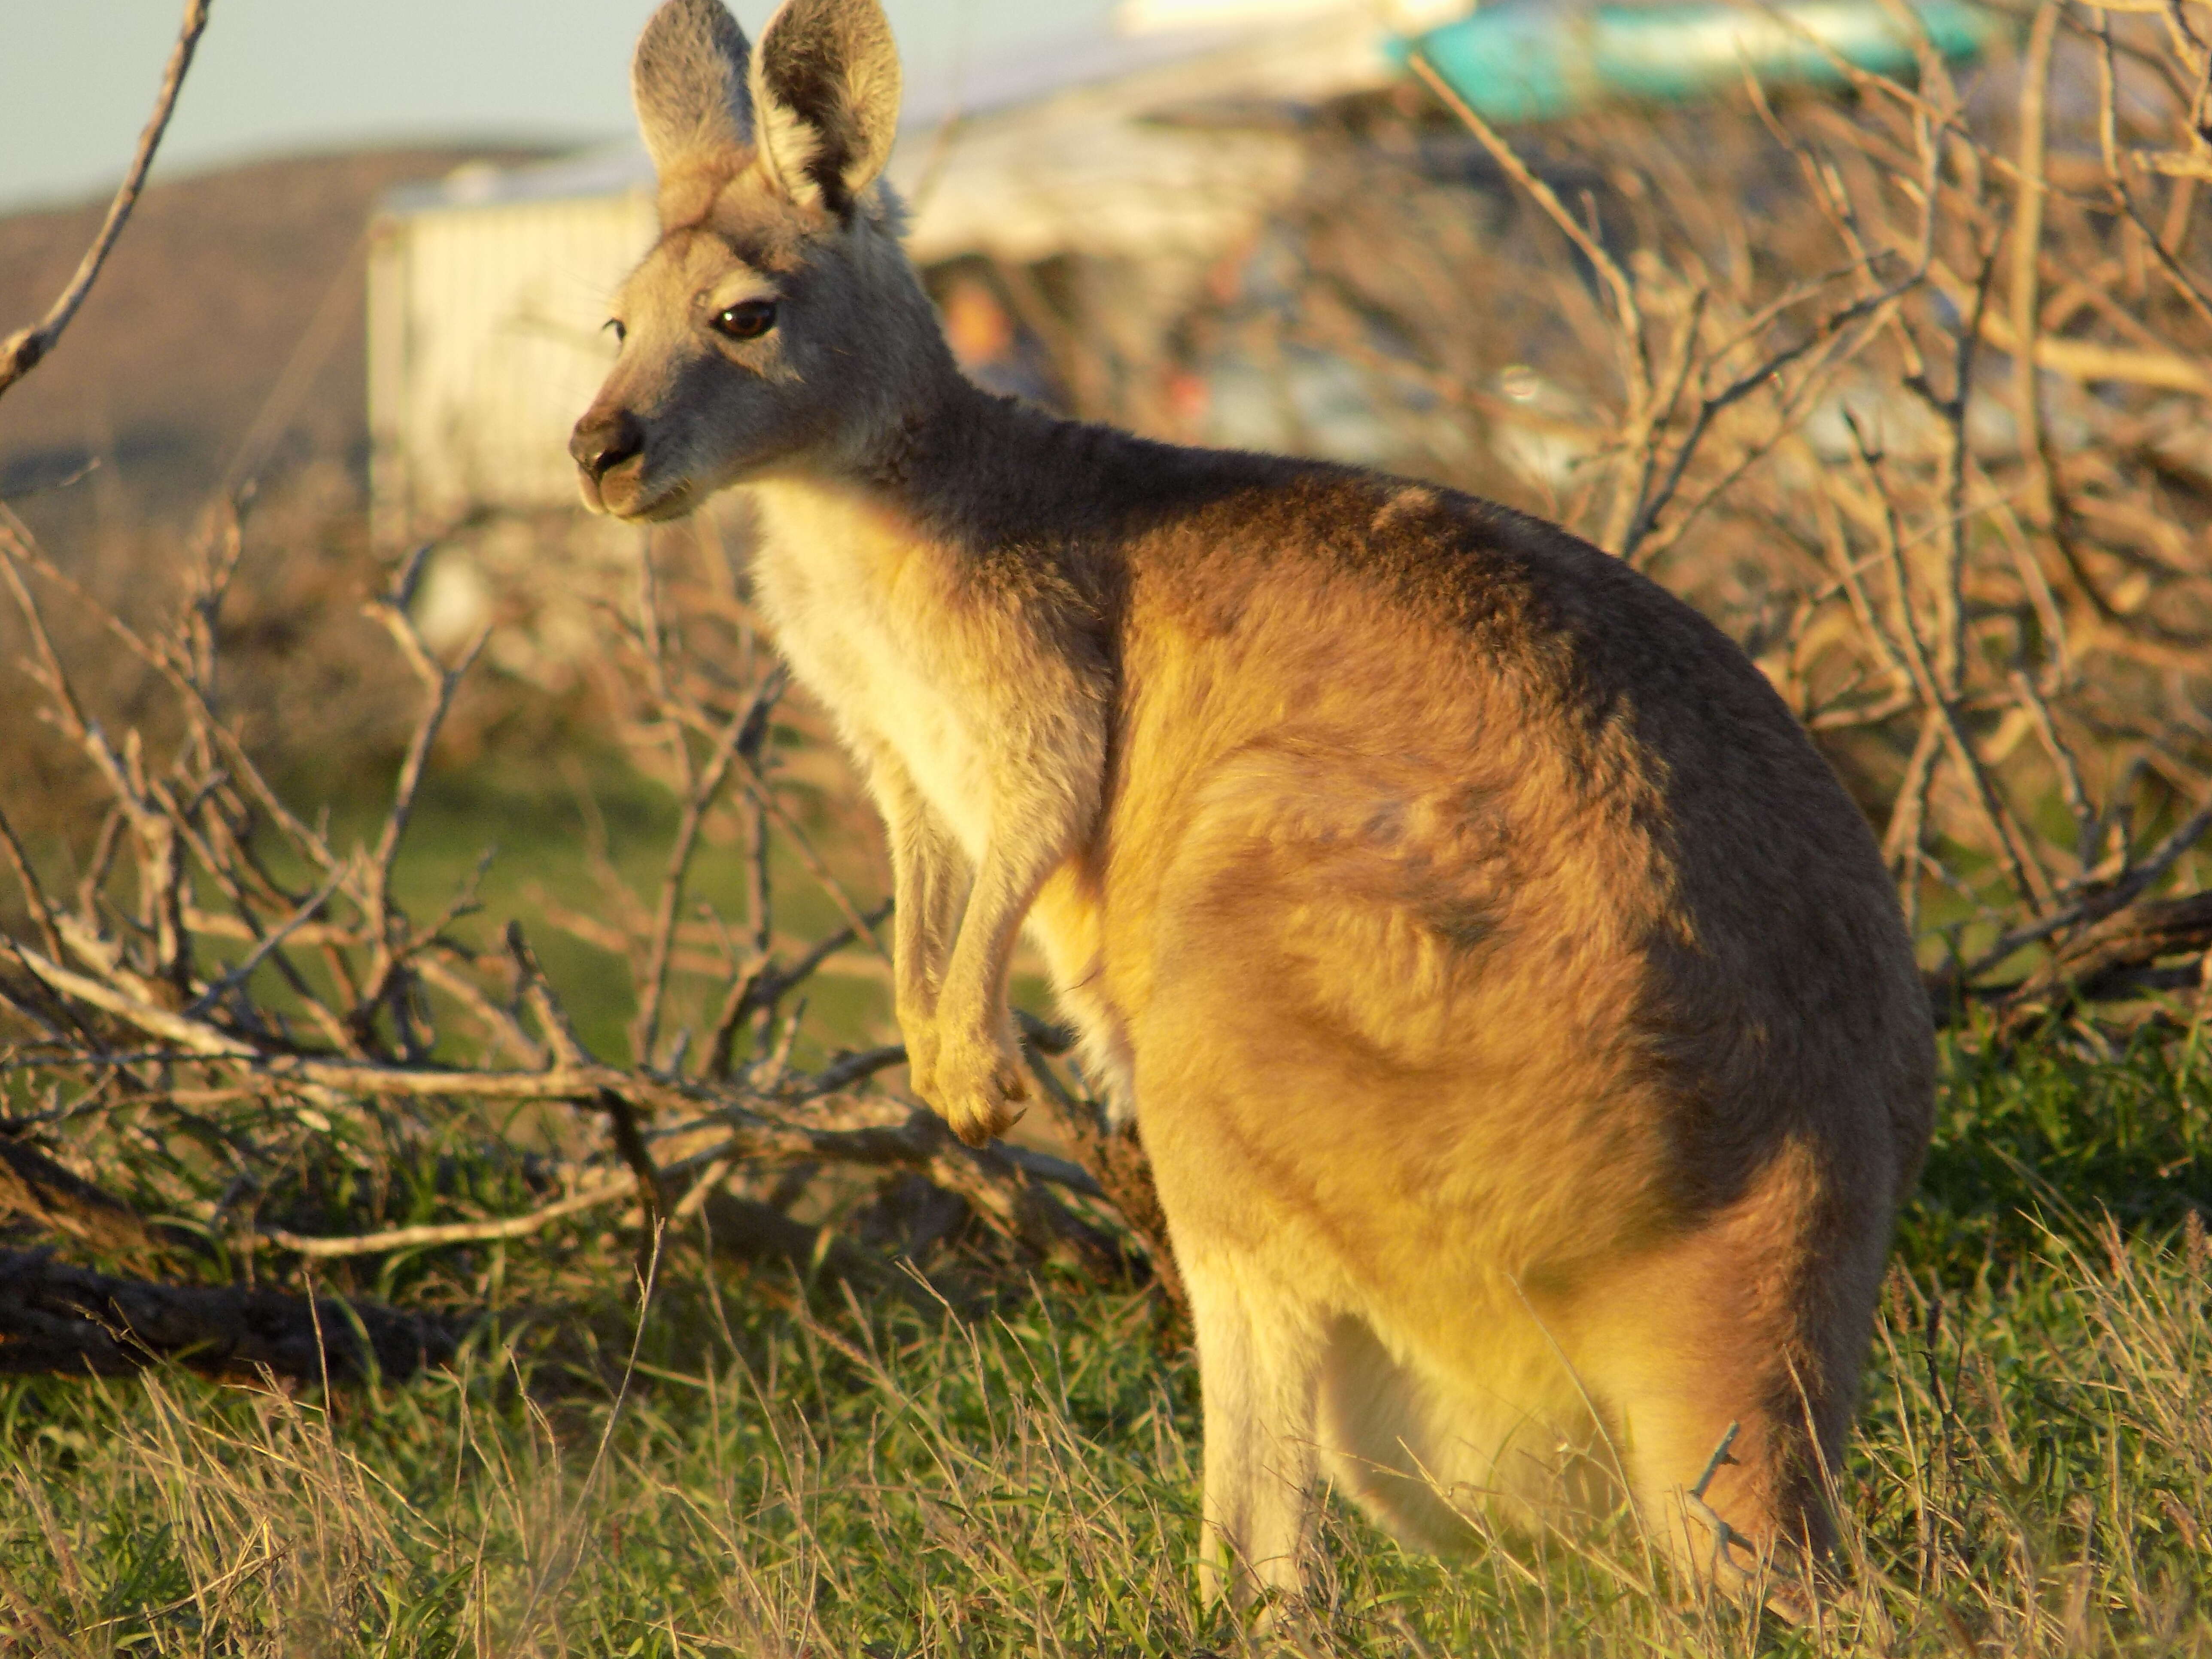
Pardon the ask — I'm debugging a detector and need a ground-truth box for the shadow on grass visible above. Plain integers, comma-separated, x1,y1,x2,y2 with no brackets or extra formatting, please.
1903,1021,2212,1281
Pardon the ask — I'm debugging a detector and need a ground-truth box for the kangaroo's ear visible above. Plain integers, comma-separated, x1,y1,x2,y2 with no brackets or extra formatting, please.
749,0,902,218
632,0,754,181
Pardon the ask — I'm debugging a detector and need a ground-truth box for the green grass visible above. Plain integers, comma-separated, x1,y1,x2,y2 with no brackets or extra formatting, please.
1910,1024,2212,1276
4,1027,2209,1655
252,742,899,1070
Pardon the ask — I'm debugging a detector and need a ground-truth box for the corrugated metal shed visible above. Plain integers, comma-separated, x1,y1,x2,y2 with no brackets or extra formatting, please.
367,0,1453,540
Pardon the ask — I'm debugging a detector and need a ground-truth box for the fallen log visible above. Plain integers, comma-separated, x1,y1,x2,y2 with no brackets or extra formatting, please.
1965,891,2212,1037
0,1250,461,1383
0,1136,159,1266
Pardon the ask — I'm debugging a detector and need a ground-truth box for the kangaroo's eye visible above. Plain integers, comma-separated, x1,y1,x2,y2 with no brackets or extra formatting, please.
712,300,778,341
604,319,626,344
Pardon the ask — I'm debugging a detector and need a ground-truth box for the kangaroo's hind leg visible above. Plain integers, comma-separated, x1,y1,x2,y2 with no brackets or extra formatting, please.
1313,1313,1488,1555
1314,1309,1624,1555
1177,1242,1334,1611
1574,1144,1893,1619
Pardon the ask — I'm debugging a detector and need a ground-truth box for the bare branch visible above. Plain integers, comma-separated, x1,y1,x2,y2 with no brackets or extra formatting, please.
258,1173,639,1258
0,0,213,401
632,670,781,1066
0,804,65,964
0,1138,158,1266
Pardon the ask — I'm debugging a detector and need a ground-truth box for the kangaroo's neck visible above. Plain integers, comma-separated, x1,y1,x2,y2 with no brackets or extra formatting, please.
747,372,1191,591
737,376,1133,868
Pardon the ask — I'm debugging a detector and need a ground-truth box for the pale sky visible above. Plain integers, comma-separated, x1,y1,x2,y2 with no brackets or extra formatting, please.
0,0,1119,213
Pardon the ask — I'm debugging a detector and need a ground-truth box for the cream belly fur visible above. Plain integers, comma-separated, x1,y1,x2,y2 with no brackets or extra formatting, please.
571,0,1938,1624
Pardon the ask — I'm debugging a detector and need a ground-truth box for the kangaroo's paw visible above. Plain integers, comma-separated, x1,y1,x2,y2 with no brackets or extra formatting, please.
928,1028,1029,1146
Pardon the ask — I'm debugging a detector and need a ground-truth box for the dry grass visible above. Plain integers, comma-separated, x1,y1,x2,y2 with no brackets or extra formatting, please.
0,1095,2206,1655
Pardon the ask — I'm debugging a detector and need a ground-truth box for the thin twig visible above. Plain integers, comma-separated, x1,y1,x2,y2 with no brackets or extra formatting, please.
631,672,781,1066
257,1174,639,1258
0,0,213,400
0,804,65,964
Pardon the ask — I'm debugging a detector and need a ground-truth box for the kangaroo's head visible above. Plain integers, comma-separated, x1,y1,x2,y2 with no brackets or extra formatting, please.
571,0,948,520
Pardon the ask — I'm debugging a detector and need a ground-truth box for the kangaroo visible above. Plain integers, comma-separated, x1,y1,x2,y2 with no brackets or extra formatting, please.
571,0,1936,1618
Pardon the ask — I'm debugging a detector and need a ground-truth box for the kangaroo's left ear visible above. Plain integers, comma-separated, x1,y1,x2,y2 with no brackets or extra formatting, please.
749,0,902,219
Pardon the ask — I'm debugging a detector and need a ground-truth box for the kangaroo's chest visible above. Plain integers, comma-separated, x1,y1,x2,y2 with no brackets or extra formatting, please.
748,493,996,857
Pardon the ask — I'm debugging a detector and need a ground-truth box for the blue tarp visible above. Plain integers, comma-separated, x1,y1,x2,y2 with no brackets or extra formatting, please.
1403,0,2008,124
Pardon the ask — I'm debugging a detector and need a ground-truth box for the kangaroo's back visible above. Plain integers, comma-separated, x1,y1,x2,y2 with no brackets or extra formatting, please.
1076,448,1928,1245
574,0,1936,1623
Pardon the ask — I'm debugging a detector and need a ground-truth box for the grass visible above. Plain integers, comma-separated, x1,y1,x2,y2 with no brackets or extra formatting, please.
294,744,898,1071
3,1019,2208,1655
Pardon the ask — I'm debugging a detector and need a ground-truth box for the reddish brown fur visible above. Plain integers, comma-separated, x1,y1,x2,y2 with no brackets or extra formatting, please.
574,0,1936,1618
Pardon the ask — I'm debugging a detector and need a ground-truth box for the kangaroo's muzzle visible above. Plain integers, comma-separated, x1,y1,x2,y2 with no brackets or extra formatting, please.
569,407,647,512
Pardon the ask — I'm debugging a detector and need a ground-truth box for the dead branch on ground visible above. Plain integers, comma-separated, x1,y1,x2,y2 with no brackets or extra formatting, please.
0,1249,456,1384
0,502,1170,1384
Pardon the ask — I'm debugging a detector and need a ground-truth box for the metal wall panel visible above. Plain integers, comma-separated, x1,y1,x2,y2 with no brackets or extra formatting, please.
368,191,656,538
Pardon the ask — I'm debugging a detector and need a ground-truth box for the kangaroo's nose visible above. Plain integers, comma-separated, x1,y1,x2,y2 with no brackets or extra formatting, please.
570,408,645,480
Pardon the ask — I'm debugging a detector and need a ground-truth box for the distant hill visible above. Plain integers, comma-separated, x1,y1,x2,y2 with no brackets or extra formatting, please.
0,146,551,526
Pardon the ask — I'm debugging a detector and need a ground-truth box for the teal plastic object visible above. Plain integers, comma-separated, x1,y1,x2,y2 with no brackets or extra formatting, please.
1402,0,2008,125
